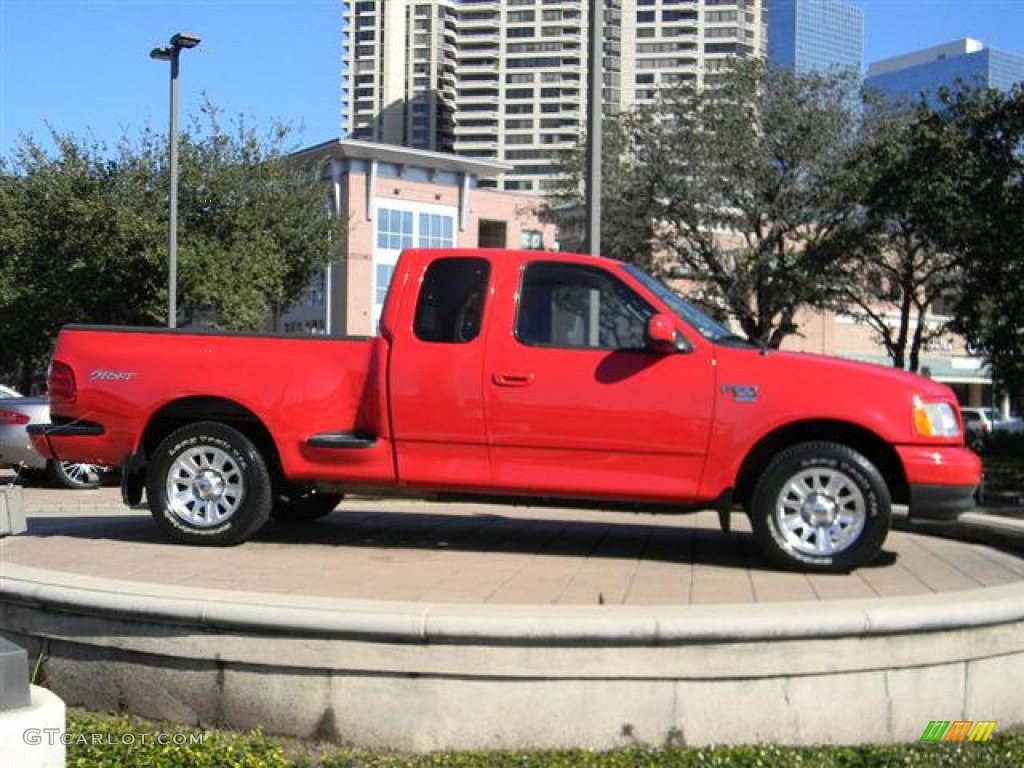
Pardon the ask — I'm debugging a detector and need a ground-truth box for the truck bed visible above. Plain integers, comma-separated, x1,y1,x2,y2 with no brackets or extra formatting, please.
42,326,396,485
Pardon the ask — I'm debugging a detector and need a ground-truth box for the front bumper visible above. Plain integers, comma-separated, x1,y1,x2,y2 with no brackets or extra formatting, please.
896,445,981,521
908,483,978,521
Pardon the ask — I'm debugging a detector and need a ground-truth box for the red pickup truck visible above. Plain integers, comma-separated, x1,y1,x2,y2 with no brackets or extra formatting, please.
30,248,980,572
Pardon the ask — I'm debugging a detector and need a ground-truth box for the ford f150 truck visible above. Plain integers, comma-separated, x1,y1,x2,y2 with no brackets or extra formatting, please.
30,248,981,572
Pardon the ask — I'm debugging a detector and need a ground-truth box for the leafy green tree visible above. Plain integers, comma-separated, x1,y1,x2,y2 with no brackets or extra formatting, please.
0,167,28,387
0,133,165,389
0,106,341,387
938,85,1024,397
173,102,343,329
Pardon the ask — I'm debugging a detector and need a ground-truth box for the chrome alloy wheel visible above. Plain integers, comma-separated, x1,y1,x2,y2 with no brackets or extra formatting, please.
58,462,104,486
165,445,244,528
774,467,867,556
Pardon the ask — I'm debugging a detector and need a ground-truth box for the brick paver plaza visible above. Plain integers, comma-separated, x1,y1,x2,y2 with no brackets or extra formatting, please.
4,482,1022,606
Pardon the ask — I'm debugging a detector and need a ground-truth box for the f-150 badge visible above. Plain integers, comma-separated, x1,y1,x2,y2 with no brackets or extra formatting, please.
721,384,758,403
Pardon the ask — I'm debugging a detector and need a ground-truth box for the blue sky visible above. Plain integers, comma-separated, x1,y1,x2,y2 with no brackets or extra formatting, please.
1,0,1023,159
0,0,341,158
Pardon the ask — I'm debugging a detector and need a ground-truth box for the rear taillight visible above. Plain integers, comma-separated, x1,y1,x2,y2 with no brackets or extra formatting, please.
0,409,30,426
48,361,77,405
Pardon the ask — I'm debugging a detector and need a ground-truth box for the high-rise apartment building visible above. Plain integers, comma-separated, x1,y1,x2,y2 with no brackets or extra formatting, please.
342,1,766,193
344,1,458,152
622,0,766,108
865,39,1024,107
767,0,862,75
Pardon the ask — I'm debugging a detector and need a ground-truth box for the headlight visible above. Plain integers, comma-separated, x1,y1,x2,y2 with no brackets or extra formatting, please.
913,399,960,438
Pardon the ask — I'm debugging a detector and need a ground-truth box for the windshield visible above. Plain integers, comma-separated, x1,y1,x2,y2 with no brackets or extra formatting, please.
621,263,740,343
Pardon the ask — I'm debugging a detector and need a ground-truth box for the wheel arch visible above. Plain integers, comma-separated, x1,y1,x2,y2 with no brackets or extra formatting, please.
133,397,285,487
734,420,908,513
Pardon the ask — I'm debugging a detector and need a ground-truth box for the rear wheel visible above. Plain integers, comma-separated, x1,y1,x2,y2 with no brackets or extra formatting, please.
146,421,272,546
750,442,891,573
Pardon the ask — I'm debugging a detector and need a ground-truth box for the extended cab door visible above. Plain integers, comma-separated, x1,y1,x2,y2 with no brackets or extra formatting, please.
388,255,493,490
483,257,716,503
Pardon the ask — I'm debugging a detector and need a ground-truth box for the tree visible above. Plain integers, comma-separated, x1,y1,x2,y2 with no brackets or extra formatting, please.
547,60,865,347
543,111,660,273
0,166,28,387
829,99,966,372
0,133,165,389
0,106,342,387
940,84,1024,397
172,102,344,329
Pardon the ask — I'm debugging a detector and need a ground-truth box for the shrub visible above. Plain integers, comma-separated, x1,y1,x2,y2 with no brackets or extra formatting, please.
63,710,1024,768
65,711,290,768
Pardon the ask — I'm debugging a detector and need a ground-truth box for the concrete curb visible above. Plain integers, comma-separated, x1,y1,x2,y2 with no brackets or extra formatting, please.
2,562,1024,644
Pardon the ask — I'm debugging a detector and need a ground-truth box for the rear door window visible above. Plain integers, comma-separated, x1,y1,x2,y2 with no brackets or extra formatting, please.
413,257,491,344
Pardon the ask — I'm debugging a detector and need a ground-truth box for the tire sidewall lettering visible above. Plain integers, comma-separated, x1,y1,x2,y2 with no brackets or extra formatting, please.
160,509,234,538
165,435,250,473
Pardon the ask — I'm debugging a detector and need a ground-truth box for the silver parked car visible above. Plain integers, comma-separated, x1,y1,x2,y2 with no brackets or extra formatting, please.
0,393,113,488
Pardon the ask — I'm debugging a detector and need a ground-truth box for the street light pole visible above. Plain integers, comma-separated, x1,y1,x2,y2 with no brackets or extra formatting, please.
585,0,602,256
150,33,201,329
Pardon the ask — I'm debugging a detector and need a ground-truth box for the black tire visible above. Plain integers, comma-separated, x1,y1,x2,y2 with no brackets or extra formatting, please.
271,486,343,522
49,460,105,490
749,442,891,573
146,421,272,546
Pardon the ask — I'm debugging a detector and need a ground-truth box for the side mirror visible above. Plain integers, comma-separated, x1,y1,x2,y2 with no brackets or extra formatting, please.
645,314,688,354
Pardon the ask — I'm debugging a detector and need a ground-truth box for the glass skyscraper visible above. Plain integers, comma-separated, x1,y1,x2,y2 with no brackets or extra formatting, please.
865,39,1024,107
768,0,863,75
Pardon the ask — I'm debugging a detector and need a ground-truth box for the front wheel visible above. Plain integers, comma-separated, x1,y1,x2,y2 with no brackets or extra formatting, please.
749,442,891,573
146,422,272,546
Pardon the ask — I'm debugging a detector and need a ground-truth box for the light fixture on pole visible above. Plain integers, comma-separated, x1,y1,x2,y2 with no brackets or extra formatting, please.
150,32,201,329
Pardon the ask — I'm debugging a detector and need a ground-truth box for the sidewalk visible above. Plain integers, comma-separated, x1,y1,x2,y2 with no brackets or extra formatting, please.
3,475,1022,606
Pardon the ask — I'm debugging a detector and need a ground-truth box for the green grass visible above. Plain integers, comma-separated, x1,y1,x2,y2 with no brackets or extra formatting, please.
62,710,1024,768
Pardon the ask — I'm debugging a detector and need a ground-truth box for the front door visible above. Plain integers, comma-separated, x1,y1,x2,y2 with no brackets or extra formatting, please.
483,259,716,503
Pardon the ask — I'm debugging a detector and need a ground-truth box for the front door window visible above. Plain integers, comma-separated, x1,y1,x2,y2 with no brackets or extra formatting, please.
516,262,654,350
